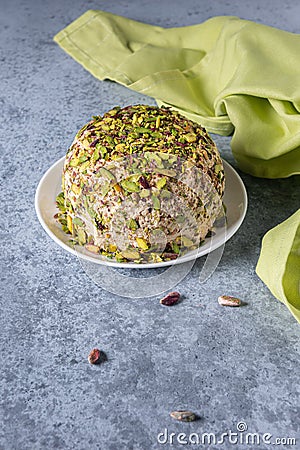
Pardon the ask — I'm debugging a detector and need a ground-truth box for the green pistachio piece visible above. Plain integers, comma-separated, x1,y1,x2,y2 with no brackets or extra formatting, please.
159,152,171,160
121,180,140,193
101,182,111,196
135,127,151,134
58,217,67,226
56,205,67,213
185,133,197,143
91,147,100,163
160,190,171,199
73,217,84,226
69,158,80,167
105,135,114,144
94,144,108,159
182,236,194,247
140,189,150,198
136,237,149,251
128,218,138,230
172,242,180,254
82,138,91,149
62,224,69,233
71,183,81,195
84,197,97,218
129,173,142,183
98,167,116,181
89,209,97,219
56,191,64,200
121,249,141,260
56,193,65,207
176,214,185,223
214,164,223,173
145,152,163,168
156,177,167,189
153,168,177,177
109,244,117,252
85,244,100,254
79,161,90,172
108,107,120,116
77,228,86,245
152,195,160,210
168,154,178,164
67,215,73,233
76,122,89,138
100,146,107,158
151,131,162,139
115,143,125,152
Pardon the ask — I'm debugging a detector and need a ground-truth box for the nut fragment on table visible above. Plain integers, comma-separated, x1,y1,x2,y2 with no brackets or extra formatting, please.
218,295,242,307
160,291,181,306
88,348,102,364
170,410,197,422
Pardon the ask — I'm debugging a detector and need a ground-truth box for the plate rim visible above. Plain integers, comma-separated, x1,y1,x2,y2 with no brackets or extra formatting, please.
35,156,248,269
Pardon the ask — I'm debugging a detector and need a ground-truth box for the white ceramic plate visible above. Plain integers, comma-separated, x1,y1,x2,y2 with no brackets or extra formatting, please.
35,157,247,268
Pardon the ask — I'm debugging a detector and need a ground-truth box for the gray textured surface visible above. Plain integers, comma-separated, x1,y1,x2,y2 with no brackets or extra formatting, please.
1,0,300,449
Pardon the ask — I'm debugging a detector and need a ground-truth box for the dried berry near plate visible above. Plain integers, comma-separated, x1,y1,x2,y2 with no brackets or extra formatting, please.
88,348,102,365
160,291,181,306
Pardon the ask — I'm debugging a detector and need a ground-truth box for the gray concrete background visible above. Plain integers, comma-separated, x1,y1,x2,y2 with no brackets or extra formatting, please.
0,0,299,449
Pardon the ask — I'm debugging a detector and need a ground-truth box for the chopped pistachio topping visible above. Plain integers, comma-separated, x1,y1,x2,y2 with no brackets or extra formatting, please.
55,104,225,263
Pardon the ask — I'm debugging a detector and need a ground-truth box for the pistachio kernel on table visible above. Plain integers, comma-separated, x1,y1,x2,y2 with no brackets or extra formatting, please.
55,105,225,263
170,410,197,422
218,295,242,307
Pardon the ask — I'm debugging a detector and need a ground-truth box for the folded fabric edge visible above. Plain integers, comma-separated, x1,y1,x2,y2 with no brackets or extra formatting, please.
53,10,97,44
282,219,300,320
53,11,111,81
156,100,234,136
233,149,300,179
256,209,300,324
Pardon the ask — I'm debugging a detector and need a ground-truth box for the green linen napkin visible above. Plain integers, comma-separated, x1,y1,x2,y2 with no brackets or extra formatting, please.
54,10,300,322
54,10,300,178
256,210,300,323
